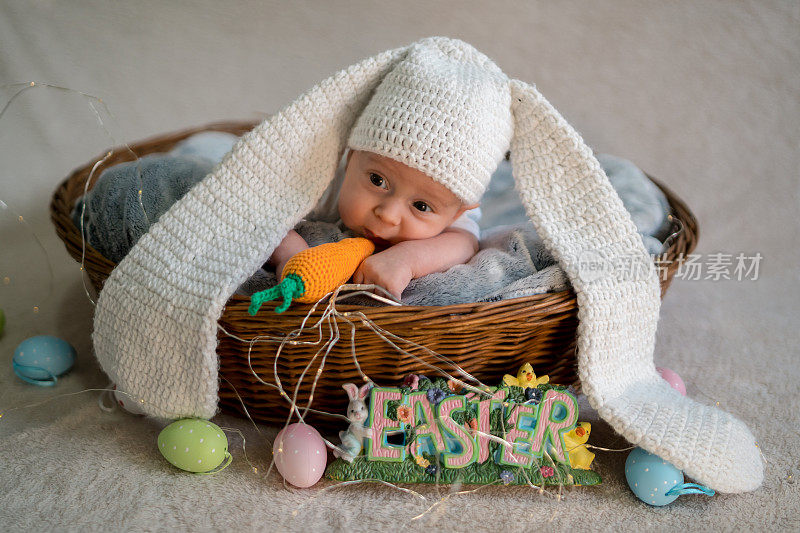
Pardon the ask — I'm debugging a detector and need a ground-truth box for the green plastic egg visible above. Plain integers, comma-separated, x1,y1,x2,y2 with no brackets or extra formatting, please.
0,308,5,336
157,419,231,473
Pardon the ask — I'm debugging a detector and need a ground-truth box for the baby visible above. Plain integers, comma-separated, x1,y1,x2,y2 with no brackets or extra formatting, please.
268,149,480,299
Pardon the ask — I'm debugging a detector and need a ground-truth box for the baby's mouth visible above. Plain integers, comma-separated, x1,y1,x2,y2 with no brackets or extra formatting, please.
363,229,391,249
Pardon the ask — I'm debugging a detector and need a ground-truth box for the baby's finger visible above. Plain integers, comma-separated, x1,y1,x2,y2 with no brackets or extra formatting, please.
378,280,401,301
351,271,362,285
388,288,402,301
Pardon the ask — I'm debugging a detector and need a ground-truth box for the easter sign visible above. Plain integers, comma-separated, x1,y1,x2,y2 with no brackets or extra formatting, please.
325,369,602,487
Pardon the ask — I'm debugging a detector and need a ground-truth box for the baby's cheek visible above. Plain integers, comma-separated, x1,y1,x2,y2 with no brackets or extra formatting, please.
398,218,449,242
337,191,364,231
337,207,357,232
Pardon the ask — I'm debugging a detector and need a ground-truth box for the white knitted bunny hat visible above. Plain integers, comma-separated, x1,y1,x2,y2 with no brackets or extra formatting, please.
346,41,511,205
92,37,762,493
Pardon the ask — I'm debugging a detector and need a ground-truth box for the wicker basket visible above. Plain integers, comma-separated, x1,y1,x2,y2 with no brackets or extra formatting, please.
51,121,698,431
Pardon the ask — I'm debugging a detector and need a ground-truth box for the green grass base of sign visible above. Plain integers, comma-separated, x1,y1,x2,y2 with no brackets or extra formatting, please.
325,455,602,487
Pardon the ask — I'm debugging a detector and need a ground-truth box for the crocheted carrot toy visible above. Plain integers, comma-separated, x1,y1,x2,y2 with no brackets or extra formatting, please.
249,237,375,315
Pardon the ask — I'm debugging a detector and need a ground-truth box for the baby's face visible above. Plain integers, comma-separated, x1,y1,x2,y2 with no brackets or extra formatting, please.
338,150,473,246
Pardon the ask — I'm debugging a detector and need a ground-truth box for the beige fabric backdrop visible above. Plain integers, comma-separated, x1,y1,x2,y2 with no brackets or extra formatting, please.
1,1,798,531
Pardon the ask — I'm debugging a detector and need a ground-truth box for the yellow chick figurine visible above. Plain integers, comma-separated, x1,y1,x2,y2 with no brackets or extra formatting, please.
563,422,595,470
503,363,549,389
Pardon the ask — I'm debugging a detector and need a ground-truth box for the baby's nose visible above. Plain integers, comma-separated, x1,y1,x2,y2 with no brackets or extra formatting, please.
374,201,402,225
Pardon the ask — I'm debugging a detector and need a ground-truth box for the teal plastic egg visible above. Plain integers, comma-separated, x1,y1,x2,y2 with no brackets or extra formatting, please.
13,335,76,386
625,447,684,506
158,419,231,473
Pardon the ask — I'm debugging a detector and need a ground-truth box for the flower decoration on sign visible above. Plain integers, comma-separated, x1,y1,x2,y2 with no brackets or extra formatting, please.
500,470,515,485
403,374,420,390
396,404,413,425
447,379,463,393
540,466,555,478
426,387,447,405
525,387,543,404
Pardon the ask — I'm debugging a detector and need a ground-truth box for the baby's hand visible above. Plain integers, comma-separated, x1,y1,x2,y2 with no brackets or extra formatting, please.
351,247,414,300
268,230,308,278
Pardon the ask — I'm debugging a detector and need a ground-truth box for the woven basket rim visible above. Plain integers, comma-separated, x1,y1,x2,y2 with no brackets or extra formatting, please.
50,119,698,314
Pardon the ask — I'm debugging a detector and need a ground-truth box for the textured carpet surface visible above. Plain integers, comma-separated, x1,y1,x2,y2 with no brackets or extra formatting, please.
1,1,797,531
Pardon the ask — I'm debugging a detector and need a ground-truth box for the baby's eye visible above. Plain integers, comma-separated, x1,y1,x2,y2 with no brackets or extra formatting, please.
369,173,387,188
412,201,431,213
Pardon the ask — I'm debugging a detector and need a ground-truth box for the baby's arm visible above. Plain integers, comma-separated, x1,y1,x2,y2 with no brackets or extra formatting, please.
267,229,308,277
352,228,478,299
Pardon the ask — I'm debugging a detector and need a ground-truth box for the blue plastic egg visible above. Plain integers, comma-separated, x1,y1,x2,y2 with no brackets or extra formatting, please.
625,447,715,506
13,335,76,386
625,447,685,506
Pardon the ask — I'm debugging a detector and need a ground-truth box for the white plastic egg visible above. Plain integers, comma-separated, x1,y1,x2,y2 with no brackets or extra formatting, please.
113,385,147,415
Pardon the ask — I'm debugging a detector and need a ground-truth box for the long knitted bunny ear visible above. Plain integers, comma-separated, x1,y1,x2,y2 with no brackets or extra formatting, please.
507,79,763,493
92,46,408,420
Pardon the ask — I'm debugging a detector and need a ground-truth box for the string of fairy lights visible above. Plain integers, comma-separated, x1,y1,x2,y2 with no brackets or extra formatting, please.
2,81,757,520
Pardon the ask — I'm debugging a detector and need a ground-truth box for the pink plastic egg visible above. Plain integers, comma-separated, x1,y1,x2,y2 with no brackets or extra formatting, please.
657,367,686,396
273,423,327,488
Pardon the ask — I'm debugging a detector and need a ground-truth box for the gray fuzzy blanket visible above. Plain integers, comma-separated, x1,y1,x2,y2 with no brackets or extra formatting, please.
73,132,672,306
236,220,570,305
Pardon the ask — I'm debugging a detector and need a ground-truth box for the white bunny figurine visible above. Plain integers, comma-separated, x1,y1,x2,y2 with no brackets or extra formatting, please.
332,382,374,463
